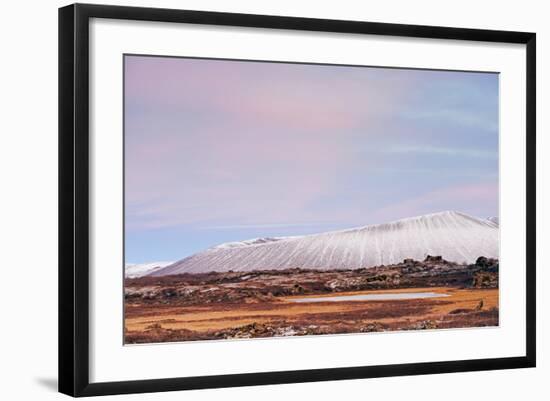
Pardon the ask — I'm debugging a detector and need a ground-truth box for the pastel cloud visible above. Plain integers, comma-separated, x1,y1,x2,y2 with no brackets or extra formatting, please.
124,55,499,262
371,182,499,223
386,145,498,159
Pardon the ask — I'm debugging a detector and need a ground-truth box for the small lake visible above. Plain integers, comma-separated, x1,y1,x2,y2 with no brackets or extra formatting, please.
288,292,449,303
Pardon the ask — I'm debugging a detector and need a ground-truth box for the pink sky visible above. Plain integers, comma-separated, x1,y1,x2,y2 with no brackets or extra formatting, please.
124,55,499,262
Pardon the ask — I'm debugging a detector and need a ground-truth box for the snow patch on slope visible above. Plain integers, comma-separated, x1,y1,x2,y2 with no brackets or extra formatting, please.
213,237,287,249
125,261,174,278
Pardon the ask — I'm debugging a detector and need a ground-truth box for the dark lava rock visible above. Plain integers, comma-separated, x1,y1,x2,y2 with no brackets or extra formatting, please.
411,320,438,330
403,258,416,267
472,271,498,288
448,308,472,315
161,287,177,297
425,255,443,262
475,256,499,272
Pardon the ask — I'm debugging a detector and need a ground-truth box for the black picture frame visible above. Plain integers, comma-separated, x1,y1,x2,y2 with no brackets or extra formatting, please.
59,3,536,397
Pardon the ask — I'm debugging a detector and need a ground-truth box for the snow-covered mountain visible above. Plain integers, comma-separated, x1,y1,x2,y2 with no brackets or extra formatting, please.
150,211,499,276
125,261,174,278
487,216,499,226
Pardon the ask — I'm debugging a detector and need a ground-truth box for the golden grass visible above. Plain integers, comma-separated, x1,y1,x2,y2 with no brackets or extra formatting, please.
125,287,498,333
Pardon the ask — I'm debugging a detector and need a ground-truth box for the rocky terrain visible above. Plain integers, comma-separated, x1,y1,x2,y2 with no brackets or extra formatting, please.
125,255,498,306
124,256,498,343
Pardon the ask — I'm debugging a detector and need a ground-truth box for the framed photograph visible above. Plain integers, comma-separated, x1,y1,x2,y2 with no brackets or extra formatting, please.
58,3,536,397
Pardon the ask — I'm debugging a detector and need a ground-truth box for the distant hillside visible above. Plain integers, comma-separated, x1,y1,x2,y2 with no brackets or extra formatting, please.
125,261,174,278
150,211,499,275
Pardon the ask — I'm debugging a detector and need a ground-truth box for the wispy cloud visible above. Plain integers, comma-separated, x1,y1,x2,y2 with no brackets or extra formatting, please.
371,182,499,223
401,109,498,133
199,222,331,230
370,166,498,178
387,145,497,159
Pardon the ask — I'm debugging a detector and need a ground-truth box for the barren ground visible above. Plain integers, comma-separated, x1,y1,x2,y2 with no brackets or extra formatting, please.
124,256,499,343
